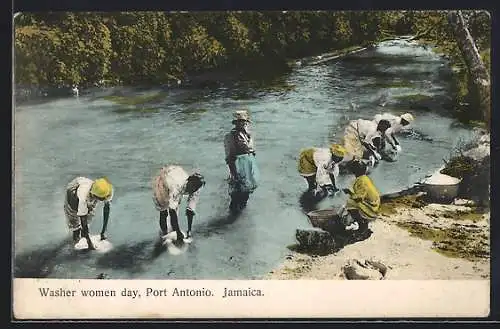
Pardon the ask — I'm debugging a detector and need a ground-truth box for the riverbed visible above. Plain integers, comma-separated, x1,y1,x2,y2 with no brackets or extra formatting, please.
13,38,475,279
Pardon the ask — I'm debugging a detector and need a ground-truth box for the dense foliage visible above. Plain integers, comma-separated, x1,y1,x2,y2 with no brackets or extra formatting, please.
14,11,490,122
13,11,401,88
402,10,491,123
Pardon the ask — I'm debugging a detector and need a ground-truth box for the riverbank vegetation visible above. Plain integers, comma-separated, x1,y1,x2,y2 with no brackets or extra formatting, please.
395,219,489,261
14,10,490,124
379,193,489,261
403,11,491,126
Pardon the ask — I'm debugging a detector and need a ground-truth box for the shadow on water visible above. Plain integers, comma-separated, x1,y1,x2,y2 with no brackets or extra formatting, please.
15,237,172,278
298,191,322,214
193,211,244,238
391,94,454,114
111,106,162,115
14,239,92,278
95,240,162,274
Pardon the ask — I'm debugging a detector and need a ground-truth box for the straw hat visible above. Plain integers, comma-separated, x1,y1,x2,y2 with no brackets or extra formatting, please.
330,144,347,158
232,110,251,123
91,178,113,199
401,113,415,123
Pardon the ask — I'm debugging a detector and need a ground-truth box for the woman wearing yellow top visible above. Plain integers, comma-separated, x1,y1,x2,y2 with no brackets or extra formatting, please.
64,177,114,250
342,160,381,231
298,144,347,197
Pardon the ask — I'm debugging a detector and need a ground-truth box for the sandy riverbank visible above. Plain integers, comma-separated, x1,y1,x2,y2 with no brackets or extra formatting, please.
265,198,490,280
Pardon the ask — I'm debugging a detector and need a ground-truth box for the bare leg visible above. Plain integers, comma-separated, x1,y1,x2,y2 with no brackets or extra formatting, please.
230,192,241,213
159,210,168,235
239,192,250,209
168,208,184,241
305,175,317,192
72,229,81,243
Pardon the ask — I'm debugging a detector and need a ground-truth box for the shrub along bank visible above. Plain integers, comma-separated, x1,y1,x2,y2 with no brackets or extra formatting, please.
14,11,490,125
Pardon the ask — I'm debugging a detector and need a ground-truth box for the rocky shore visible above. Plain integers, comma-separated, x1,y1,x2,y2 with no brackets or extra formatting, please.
266,130,490,281
266,198,489,280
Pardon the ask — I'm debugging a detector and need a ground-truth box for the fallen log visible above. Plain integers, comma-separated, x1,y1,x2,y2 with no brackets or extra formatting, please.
308,46,372,66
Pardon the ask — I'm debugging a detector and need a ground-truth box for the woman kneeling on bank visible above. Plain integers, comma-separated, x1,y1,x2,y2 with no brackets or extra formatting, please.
342,160,381,231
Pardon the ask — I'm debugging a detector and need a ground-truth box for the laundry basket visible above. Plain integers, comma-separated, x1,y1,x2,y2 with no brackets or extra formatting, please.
306,207,344,230
422,172,462,203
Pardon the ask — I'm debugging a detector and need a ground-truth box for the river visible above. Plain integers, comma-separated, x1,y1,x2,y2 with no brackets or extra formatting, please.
13,38,475,279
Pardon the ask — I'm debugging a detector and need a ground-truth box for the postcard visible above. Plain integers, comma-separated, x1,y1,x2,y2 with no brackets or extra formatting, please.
12,10,491,319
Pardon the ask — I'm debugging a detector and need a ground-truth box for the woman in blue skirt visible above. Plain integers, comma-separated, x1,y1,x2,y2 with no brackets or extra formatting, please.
224,110,260,213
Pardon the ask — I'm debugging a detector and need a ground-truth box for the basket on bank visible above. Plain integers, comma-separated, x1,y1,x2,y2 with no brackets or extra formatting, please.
306,208,344,229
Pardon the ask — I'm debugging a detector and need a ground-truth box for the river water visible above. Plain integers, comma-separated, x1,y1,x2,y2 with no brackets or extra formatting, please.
13,39,475,279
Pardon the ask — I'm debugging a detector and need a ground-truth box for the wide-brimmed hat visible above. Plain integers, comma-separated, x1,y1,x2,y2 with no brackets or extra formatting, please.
232,110,251,123
330,144,347,158
400,113,415,123
91,178,113,199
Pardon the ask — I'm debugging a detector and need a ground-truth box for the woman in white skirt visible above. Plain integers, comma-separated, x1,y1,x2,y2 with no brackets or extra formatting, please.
152,165,205,242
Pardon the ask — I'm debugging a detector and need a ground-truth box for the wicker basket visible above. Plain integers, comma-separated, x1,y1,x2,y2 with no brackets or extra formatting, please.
306,208,343,229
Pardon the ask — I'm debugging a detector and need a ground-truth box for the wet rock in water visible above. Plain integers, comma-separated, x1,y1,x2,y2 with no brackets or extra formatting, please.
295,228,336,255
342,259,388,280
96,273,109,279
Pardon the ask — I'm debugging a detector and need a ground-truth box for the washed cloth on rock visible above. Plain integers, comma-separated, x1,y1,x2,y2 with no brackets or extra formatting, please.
229,154,260,194
64,177,114,231
346,175,381,219
152,165,200,213
298,147,340,187
342,119,382,159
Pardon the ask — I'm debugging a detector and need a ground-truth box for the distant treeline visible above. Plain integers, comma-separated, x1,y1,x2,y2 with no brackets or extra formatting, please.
14,11,490,117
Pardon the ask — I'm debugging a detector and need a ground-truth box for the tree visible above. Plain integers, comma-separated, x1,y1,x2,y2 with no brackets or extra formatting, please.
15,25,61,86
105,12,170,84
448,11,491,128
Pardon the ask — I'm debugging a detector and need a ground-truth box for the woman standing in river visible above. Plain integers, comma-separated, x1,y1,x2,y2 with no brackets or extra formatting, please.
224,110,260,213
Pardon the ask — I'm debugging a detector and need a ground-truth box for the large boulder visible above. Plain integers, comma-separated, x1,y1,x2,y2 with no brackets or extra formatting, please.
295,228,336,255
296,222,373,255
